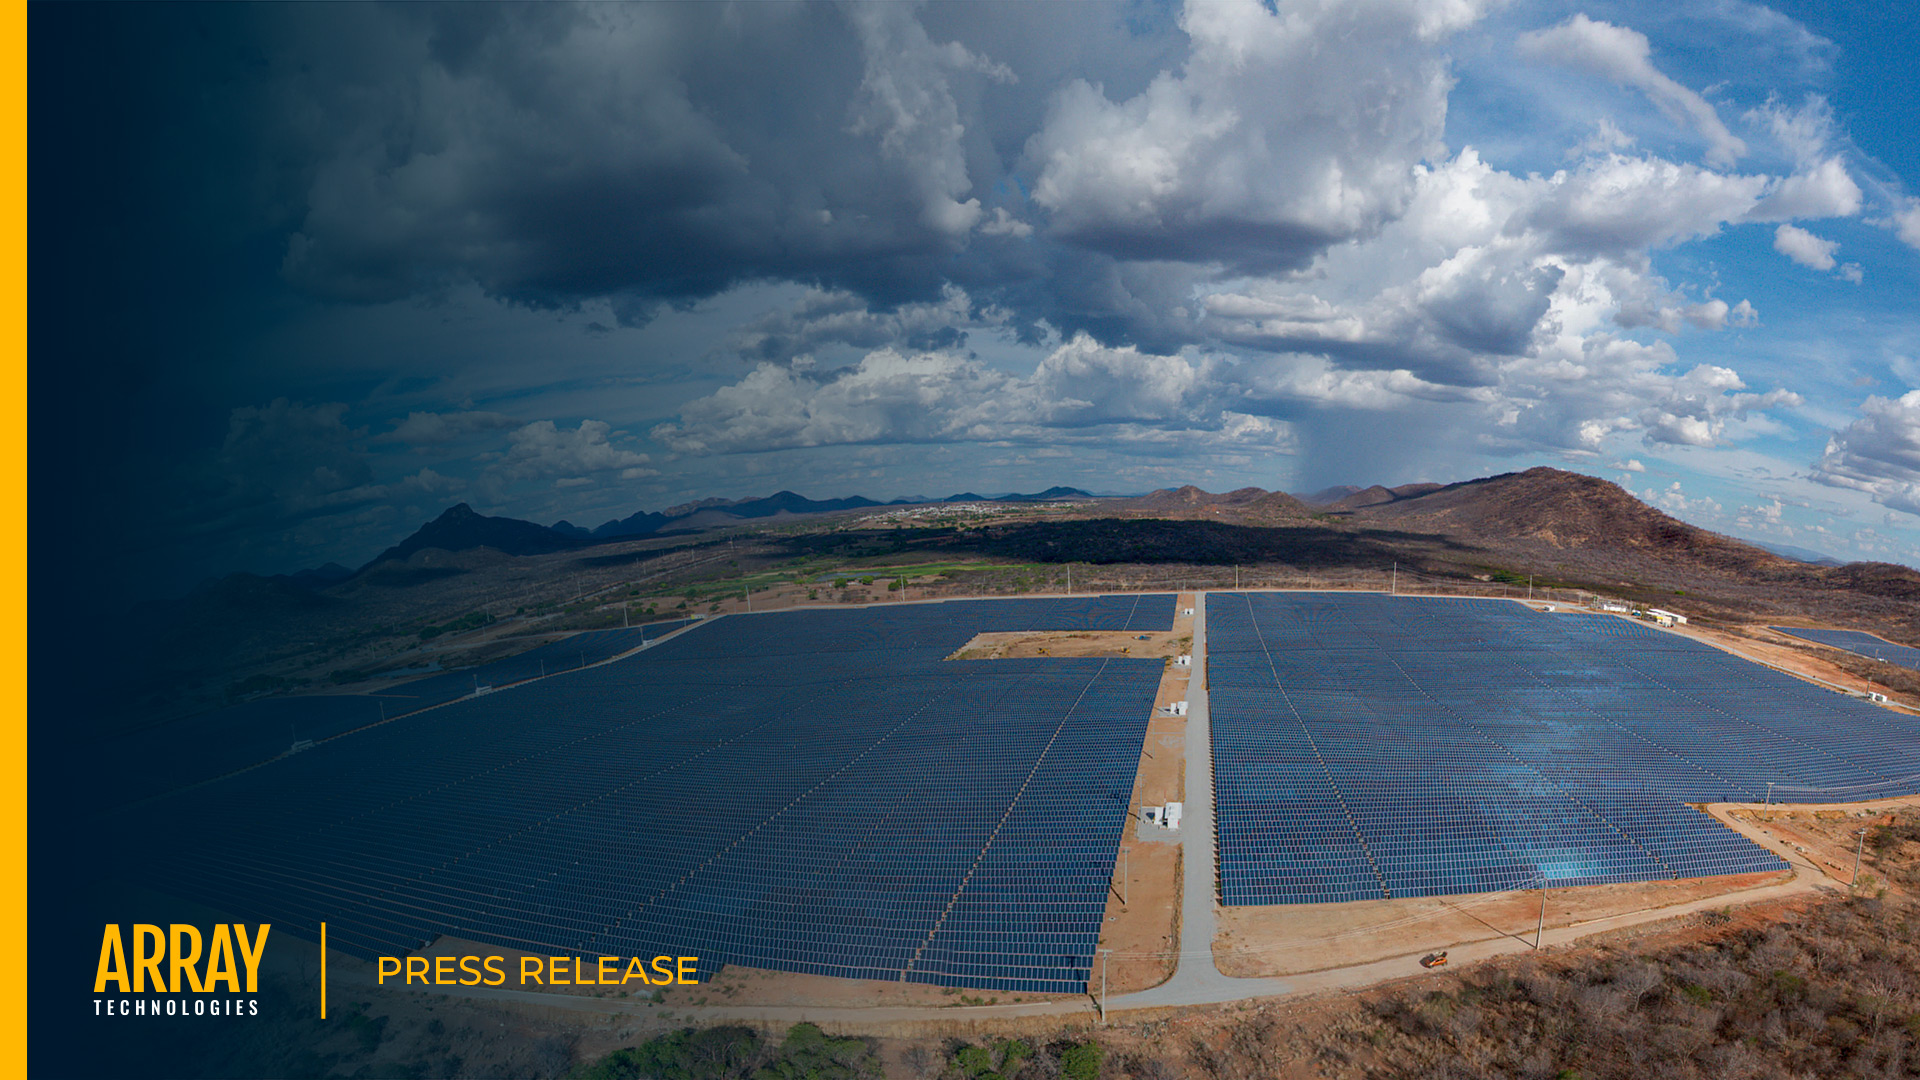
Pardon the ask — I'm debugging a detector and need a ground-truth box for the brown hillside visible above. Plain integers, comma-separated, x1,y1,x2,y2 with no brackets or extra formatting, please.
1390,481,1444,500
1327,484,1398,511
1111,484,1313,523
1353,467,1798,577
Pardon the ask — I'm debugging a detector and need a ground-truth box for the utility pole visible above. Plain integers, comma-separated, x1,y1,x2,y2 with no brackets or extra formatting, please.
1853,827,1869,887
1528,575,1533,600
1098,949,1110,1025
1391,562,1397,594
1765,781,1775,806
1234,565,1240,590
1536,882,1546,949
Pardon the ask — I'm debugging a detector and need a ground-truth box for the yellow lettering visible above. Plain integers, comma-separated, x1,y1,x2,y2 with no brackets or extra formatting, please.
483,956,506,986
651,955,675,983
169,925,206,993
434,956,455,984
459,955,482,986
133,924,166,993
377,957,401,984
597,956,618,985
622,956,651,984
232,925,270,993
94,926,129,993
405,956,428,985
677,956,698,985
203,925,241,993
520,956,543,985
549,957,570,985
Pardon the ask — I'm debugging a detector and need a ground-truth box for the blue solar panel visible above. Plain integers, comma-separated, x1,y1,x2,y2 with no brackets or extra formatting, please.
1771,626,1920,672
94,620,697,801
1212,594,1919,906
121,596,1175,994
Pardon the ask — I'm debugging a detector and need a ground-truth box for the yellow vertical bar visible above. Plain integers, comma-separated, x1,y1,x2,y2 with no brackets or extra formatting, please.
320,922,328,1019
2,0,22,1071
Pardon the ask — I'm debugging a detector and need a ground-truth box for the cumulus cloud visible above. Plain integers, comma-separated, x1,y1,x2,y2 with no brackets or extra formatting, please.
1523,154,1770,257
484,419,654,486
722,285,1007,364
1568,117,1636,159
1025,0,1475,271
1773,223,1838,270
1895,199,1920,251
1644,479,1723,518
845,4,1011,237
1745,158,1863,221
977,207,1034,238
1771,223,1861,281
1199,150,1763,354
1518,14,1744,168
651,335,1283,457
1636,365,1802,448
1813,393,1920,515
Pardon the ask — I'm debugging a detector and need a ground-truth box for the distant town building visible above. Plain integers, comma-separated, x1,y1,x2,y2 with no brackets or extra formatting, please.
1646,608,1688,627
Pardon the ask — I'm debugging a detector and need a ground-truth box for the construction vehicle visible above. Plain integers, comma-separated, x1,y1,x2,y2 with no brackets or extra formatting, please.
1420,951,1449,969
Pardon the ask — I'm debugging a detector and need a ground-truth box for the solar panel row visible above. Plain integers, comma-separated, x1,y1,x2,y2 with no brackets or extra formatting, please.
123,596,1174,994
1771,626,1920,673
1211,594,1919,906
98,620,694,803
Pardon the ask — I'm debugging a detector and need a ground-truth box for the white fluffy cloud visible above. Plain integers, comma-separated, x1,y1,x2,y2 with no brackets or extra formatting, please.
1183,146,1803,457
651,334,1289,457
1026,0,1478,270
484,419,655,486
1813,393,1920,516
1895,199,1920,251
1773,223,1838,271
846,4,1012,237
1518,14,1744,168
1771,223,1862,281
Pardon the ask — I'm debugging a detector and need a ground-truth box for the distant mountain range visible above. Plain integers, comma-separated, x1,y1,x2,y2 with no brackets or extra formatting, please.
316,487,1102,578
163,467,1920,687
262,472,1888,604
1751,541,1846,567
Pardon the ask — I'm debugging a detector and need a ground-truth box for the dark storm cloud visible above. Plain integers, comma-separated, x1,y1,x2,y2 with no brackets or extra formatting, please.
253,3,1066,325
217,1,1469,344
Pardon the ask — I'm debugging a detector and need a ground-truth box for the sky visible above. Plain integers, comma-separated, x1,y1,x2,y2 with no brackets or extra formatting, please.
28,0,1920,600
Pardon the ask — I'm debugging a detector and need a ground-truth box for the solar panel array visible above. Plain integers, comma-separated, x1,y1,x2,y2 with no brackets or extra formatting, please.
125,596,1173,994
1211,594,1920,906
1771,626,1920,672
97,621,693,803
